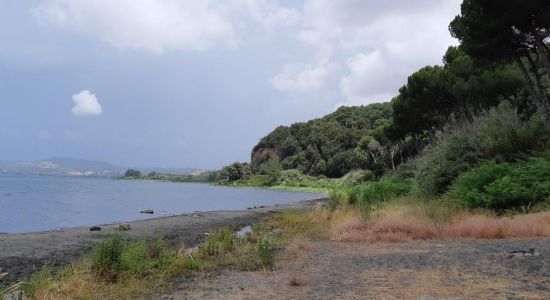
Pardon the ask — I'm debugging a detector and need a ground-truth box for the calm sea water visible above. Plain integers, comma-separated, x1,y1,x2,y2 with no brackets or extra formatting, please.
0,174,322,234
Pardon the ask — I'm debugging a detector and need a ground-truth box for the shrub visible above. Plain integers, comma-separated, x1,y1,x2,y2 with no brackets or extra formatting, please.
200,228,236,256
448,157,550,210
415,102,549,195
23,265,54,295
474,105,548,162
415,136,481,195
257,235,277,269
340,169,375,185
347,178,412,206
91,234,127,279
90,235,177,280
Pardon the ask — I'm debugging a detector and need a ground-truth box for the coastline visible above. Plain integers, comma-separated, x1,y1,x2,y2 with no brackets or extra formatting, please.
0,198,327,280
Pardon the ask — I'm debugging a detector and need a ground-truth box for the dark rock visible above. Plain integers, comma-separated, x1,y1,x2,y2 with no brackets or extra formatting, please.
140,210,154,214
506,248,540,258
118,224,131,231
89,226,101,231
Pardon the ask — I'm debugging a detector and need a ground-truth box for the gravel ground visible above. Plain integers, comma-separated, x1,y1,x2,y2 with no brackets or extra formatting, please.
166,238,550,299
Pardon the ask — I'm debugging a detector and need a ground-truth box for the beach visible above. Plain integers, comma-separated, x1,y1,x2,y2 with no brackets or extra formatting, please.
0,198,326,280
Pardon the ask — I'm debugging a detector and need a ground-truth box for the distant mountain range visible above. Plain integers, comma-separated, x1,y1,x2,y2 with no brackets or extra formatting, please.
0,157,201,178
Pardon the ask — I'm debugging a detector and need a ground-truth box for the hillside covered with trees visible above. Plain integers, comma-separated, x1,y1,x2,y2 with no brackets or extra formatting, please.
218,0,550,212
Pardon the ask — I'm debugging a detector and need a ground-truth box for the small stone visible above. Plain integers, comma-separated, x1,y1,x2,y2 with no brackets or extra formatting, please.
140,210,154,214
118,224,131,231
89,226,101,231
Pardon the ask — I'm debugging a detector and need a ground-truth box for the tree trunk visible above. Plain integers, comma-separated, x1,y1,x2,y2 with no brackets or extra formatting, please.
525,53,545,96
534,38,550,76
514,55,546,111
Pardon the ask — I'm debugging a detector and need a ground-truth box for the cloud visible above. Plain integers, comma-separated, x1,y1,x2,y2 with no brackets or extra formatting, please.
32,0,237,53
272,62,333,93
71,90,102,115
278,0,461,104
241,0,301,29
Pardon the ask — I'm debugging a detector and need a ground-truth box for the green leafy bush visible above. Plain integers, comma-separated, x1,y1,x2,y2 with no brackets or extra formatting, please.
347,178,412,206
416,135,480,195
257,235,276,269
91,234,127,278
340,169,375,185
23,264,54,295
200,228,236,256
448,157,550,210
90,235,176,280
415,103,549,195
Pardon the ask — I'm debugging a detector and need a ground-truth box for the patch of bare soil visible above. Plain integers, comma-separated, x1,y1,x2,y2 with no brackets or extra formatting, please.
161,238,550,299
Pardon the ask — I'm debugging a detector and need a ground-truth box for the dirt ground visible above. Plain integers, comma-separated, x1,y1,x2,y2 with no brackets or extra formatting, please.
162,238,550,299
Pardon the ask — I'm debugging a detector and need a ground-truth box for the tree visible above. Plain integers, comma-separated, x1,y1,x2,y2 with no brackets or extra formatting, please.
449,0,550,110
124,169,142,178
387,46,525,141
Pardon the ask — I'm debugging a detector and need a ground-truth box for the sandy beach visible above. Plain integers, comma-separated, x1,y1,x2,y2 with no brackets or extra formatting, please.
0,198,326,280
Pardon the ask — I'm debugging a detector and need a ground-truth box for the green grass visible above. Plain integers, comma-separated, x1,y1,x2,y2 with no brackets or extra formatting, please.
20,225,283,299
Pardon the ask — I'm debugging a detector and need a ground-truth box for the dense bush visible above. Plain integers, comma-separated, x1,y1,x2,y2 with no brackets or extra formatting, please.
216,162,252,183
257,235,276,269
448,157,550,210
251,103,393,177
91,235,174,280
340,169,375,185
346,178,412,206
415,135,480,195
415,103,549,195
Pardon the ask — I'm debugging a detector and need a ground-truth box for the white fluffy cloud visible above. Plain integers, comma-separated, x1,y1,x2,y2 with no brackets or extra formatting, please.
276,0,461,103
71,90,102,115
33,0,237,53
32,0,461,105
272,62,333,93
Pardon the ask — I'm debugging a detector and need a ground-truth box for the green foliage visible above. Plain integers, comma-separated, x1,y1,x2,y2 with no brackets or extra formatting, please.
448,157,550,210
91,234,127,278
23,264,54,295
201,228,236,256
123,169,218,183
124,169,142,178
415,135,480,195
474,105,549,162
388,46,525,140
217,162,252,183
346,178,412,206
251,103,393,177
90,235,176,280
415,103,549,195
257,235,276,269
340,169,375,185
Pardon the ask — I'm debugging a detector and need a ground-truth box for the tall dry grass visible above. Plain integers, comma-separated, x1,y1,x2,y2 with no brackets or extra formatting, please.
331,198,550,243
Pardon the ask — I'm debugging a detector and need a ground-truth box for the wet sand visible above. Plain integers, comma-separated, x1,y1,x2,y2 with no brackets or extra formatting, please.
0,198,326,280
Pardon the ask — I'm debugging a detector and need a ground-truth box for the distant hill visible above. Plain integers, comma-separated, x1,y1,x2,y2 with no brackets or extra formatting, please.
0,157,201,178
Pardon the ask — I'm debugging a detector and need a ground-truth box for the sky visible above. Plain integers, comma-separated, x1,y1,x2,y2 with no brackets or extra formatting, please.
0,0,461,169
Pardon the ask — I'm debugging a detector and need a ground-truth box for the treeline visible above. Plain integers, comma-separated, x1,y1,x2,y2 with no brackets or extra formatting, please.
122,169,218,183
218,0,550,211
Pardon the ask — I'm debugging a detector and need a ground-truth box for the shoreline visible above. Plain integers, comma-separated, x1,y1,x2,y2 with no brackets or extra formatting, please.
0,198,327,280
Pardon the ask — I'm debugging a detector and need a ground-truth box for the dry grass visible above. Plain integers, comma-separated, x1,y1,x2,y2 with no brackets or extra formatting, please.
285,237,314,259
332,199,550,243
287,274,307,287
353,267,542,300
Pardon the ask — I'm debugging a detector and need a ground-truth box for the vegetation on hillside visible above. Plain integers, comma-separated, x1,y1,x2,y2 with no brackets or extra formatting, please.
219,0,550,214
251,103,393,178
